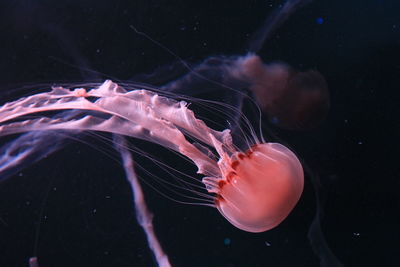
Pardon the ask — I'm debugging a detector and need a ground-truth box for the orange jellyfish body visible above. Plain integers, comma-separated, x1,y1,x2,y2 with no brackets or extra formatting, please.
216,143,304,233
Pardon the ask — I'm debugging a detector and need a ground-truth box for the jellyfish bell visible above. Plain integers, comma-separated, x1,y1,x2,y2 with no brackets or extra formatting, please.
204,140,304,233
218,143,303,232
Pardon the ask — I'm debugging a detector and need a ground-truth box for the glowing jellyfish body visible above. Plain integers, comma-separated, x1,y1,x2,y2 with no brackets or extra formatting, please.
213,143,304,232
0,80,303,234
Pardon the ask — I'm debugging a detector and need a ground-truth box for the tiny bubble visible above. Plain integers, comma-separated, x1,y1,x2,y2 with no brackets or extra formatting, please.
93,209,97,213
96,49,101,53
105,195,111,199
271,116,279,124
316,17,324,25
353,232,360,237
53,187,57,191
265,241,271,246
358,141,363,145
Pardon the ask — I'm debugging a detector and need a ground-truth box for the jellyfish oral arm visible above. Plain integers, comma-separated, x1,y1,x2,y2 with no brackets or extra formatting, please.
0,80,230,177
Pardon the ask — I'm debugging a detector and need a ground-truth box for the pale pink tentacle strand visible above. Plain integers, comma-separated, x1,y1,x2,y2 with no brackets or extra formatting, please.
113,135,171,267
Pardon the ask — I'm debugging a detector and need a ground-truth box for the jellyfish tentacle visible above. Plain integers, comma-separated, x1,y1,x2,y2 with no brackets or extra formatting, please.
113,135,171,267
1,80,231,148
0,130,72,180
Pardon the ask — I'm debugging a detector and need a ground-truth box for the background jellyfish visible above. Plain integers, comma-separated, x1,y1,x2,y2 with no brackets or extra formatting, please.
1,0,399,267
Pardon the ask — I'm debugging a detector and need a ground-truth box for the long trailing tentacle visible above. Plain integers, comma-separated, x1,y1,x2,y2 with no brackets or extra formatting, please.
113,134,171,267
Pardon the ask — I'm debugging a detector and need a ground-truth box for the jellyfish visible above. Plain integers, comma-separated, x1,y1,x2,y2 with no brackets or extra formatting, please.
0,79,304,266
0,0,336,266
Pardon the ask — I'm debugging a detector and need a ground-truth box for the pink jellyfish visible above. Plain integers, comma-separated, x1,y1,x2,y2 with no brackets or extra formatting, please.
0,79,304,266
0,79,304,232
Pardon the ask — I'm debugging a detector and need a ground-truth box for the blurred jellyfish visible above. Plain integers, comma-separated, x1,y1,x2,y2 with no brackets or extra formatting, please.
156,53,330,131
231,55,330,130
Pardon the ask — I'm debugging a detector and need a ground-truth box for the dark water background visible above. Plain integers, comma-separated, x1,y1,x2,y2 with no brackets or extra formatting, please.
0,0,399,266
